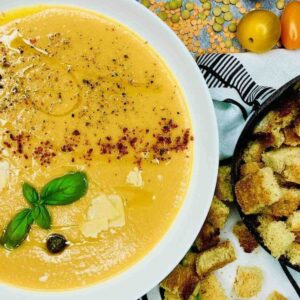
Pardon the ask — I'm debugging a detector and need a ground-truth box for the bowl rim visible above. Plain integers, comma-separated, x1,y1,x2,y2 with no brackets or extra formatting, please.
0,1,219,299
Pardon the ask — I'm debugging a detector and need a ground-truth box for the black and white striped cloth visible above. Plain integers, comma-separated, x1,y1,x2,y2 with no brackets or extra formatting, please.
139,49,300,300
197,53,275,105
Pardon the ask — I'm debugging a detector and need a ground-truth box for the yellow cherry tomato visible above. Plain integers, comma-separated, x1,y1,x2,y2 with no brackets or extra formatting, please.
237,10,281,53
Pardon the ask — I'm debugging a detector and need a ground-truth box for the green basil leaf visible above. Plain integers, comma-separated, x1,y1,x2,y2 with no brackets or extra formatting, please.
32,205,51,229
0,208,33,250
41,172,88,205
22,183,39,206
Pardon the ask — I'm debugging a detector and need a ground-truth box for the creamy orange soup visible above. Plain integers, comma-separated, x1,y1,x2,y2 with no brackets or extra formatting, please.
0,6,193,290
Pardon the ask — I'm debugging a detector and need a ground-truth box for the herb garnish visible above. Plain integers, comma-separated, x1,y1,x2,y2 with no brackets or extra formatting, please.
0,172,88,250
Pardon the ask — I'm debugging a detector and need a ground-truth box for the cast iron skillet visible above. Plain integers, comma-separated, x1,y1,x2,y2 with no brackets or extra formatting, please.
232,75,300,297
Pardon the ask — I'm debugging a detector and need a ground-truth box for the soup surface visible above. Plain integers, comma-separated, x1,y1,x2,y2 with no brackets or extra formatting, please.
0,6,193,290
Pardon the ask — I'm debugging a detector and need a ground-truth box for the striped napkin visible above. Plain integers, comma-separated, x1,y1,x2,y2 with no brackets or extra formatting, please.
141,49,300,300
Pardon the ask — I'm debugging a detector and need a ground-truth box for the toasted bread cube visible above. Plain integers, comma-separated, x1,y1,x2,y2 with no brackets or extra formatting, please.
196,241,236,279
267,291,288,300
257,215,275,229
287,211,300,231
182,251,197,267
206,197,230,229
215,165,233,202
284,126,300,146
164,291,181,300
240,162,263,177
199,274,228,300
242,140,265,163
233,266,263,298
160,265,200,300
262,147,300,183
287,243,300,265
271,129,285,148
264,188,300,217
262,147,300,173
164,291,200,300
194,222,220,252
233,221,258,253
284,163,300,184
258,221,295,258
254,100,297,134
235,167,281,215
294,116,300,137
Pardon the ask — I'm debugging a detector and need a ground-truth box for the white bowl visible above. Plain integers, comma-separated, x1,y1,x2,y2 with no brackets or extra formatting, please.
0,1,219,299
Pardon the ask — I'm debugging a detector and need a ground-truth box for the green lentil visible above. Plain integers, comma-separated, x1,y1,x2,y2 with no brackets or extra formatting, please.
169,0,178,10
203,2,211,10
216,16,225,25
230,0,238,4
276,0,285,10
200,0,208,3
224,11,233,21
198,12,206,20
221,4,230,12
213,23,223,32
158,11,168,21
165,2,170,9
171,14,180,23
185,2,194,11
176,0,183,8
181,10,191,20
213,7,222,17
223,0,230,4
228,22,237,32
141,0,150,8
225,39,232,48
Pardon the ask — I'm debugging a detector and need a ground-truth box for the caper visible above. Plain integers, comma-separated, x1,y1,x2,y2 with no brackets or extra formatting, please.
46,233,68,254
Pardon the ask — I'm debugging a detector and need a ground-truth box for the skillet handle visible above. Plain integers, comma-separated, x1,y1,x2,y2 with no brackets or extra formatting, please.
280,261,300,298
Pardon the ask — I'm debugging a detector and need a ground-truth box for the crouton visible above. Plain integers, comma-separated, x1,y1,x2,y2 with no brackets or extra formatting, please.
233,266,264,298
267,291,288,300
262,147,300,173
196,241,236,279
287,211,300,231
284,126,300,146
182,252,197,267
264,188,300,217
242,140,265,163
254,100,298,135
199,274,228,300
215,165,233,202
284,163,300,184
262,147,300,183
258,220,295,258
294,116,300,137
294,231,300,242
271,129,286,148
164,291,181,300
206,197,230,229
233,221,258,253
287,242,300,265
194,222,220,252
160,265,200,300
240,162,263,177
257,214,275,229
235,167,281,215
